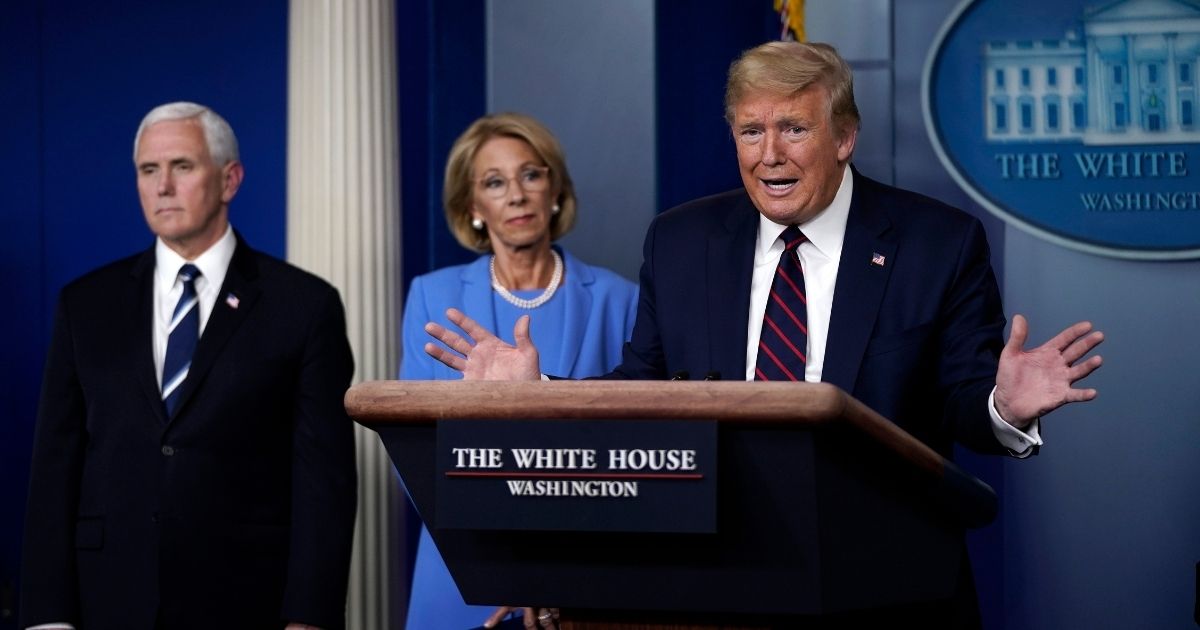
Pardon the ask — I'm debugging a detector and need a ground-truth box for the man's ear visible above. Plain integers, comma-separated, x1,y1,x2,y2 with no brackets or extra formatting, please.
221,160,245,203
835,123,858,164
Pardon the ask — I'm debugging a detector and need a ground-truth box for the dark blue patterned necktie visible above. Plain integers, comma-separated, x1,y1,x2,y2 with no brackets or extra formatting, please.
754,226,808,381
162,263,201,416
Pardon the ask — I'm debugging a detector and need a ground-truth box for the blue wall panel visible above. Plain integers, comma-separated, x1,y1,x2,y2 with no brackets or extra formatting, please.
0,3,45,625
398,0,486,293
654,2,777,213
1002,234,1200,630
38,0,288,299
489,0,656,281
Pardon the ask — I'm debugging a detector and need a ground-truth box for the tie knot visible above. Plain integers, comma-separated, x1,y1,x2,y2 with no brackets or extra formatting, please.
781,226,807,253
178,263,201,284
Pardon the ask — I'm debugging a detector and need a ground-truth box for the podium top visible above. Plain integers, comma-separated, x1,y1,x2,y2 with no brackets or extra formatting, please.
345,380,941,477
349,378,996,529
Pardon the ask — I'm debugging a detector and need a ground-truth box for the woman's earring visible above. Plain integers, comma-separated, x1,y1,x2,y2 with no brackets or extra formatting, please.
472,217,484,230
551,204,561,215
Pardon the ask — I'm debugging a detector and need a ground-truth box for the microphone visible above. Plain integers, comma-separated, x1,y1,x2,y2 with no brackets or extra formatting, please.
670,370,690,381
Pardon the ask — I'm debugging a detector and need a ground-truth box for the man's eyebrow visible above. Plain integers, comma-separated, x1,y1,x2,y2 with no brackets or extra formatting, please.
775,115,810,127
136,156,195,170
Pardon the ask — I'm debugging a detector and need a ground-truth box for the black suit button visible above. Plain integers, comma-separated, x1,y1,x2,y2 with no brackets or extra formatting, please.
161,445,175,456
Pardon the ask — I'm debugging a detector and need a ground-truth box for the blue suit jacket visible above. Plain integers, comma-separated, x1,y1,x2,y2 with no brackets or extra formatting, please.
613,170,1008,456
401,248,637,380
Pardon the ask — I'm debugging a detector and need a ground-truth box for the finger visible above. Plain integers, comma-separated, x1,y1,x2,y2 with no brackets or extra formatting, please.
1004,313,1028,356
522,606,538,629
483,606,514,629
424,342,467,372
425,321,474,357
536,607,556,628
1061,330,1104,364
1044,320,1094,352
1064,387,1098,403
513,315,533,349
1067,354,1103,382
446,308,497,341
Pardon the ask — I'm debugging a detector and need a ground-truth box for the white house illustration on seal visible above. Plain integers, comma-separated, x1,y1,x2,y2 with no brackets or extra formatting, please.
984,0,1200,144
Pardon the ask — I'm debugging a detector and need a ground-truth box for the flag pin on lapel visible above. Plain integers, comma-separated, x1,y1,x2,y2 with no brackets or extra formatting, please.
225,292,240,309
871,252,886,267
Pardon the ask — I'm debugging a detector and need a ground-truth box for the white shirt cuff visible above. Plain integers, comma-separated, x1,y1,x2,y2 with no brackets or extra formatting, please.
988,387,1043,458
28,624,76,629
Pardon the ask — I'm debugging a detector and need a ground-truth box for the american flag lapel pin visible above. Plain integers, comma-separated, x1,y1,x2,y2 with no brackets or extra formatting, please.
871,252,886,267
225,292,240,309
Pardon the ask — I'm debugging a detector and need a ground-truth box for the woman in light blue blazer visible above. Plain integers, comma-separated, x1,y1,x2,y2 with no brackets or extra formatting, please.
400,113,637,629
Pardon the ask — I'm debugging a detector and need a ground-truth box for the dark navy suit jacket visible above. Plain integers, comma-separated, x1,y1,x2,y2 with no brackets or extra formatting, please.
21,236,358,630
612,169,1009,457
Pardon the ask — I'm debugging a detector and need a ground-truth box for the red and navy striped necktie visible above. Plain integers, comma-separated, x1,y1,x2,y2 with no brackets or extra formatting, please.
754,226,808,381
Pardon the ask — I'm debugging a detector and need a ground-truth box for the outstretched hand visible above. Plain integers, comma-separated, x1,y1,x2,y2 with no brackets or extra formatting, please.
424,308,542,380
995,314,1104,429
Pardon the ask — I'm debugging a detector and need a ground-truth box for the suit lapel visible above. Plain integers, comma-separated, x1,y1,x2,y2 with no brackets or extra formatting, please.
129,248,169,424
553,249,591,377
168,237,262,423
460,255,499,344
823,171,896,392
707,195,759,380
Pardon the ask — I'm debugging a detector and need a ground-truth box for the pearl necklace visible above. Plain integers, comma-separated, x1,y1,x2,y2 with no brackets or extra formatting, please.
490,250,563,309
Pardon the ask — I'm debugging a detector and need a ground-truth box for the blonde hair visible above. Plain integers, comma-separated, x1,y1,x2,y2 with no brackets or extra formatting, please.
724,41,860,134
443,113,578,252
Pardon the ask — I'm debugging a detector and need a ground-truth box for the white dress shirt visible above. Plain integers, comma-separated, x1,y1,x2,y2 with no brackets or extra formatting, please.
152,226,237,388
743,167,1041,456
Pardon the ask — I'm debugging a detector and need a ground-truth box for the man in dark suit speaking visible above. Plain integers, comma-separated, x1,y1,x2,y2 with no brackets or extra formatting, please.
21,102,358,630
424,42,1103,627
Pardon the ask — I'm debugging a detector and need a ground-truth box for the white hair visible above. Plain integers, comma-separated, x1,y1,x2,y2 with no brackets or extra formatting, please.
133,102,239,166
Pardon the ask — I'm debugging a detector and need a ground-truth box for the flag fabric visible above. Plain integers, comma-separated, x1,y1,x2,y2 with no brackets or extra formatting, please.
774,0,806,42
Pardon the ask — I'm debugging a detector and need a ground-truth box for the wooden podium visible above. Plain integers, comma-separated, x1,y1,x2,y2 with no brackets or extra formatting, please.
346,380,996,629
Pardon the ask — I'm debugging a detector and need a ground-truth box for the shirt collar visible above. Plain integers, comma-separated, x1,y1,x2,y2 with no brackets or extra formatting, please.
756,165,854,259
154,225,237,292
